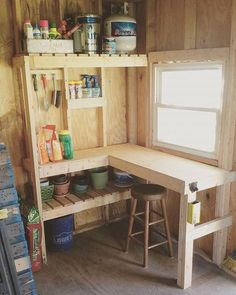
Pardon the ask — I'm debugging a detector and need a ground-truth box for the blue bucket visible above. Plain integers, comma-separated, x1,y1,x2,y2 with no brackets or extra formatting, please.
49,215,73,251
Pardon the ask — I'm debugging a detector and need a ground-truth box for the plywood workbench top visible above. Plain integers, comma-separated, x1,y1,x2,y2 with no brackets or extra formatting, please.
38,143,236,195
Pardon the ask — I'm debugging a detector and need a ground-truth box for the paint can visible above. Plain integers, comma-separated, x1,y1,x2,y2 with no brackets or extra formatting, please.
74,14,101,53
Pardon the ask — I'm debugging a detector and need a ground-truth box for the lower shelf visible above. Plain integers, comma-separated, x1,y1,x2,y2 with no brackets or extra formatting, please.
42,183,131,221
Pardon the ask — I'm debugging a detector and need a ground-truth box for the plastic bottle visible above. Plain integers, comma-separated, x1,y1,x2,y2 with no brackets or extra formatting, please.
59,130,73,160
49,23,61,39
39,20,49,39
33,24,41,39
24,19,33,39
75,81,83,99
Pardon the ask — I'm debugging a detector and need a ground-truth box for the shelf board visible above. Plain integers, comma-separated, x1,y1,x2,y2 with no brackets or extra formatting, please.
42,184,131,221
14,54,147,69
68,97,105,109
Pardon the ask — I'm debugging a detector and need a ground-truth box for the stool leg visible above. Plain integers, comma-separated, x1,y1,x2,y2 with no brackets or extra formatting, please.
125,198,137,253
161,198,173,257
144,201,150,268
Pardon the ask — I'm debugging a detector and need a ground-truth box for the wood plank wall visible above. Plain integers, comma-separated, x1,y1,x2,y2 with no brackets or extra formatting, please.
2,0,236,255
2,0,128,229
136,0,235,257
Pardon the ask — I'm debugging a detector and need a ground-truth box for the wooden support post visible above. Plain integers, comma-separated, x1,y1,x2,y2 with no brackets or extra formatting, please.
213,0,236,266
11,0,22,54
21,57,47,263
177,192,196,289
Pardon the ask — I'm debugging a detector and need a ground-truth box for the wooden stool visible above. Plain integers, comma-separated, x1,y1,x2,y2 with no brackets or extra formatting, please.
125,184,173,268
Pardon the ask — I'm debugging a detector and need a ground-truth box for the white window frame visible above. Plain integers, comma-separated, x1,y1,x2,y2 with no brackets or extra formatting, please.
152,61,225,160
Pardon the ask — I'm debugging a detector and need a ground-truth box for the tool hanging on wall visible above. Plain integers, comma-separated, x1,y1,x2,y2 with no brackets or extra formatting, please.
55,90,62,108
41,74,49,111
32,74,39,110
51,73,62,108
52,73,57,106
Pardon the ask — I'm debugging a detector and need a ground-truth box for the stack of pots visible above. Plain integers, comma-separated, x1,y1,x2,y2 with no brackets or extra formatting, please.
53,174,70,197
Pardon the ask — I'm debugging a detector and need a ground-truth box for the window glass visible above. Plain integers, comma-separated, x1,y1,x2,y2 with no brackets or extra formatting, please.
160,67,222,109
157,108,217,153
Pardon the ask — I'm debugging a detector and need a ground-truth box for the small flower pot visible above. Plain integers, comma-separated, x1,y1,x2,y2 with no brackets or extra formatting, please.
90,167,108,189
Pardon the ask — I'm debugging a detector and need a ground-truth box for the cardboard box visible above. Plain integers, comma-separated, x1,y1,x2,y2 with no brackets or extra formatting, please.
27,39,74,54
187,201,201,225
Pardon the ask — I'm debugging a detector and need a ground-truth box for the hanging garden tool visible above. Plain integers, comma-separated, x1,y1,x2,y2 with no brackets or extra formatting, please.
52,73,57,106
41,74,50,111
32,74,39,110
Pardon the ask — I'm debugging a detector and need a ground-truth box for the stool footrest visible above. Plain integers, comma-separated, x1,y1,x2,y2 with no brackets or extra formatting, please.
148,240,168,250
135,212,145,216
130,230,144,237
149,219,165,226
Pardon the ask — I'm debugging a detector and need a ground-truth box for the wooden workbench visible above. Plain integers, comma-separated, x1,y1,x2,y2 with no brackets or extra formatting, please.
36,143,236,289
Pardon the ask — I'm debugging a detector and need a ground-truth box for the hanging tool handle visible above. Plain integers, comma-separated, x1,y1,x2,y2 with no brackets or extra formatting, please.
41,74,48,89
32,74,38,91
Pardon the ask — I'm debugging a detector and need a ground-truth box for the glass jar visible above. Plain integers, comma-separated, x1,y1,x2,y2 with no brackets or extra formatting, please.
39,20,49,39
59,130,73,160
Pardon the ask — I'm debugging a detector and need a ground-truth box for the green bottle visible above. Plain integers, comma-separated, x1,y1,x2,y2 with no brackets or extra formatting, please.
59,130,73,160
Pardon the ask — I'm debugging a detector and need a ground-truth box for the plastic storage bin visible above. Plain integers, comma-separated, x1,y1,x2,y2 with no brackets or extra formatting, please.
0,187,18,207
47,215,73,251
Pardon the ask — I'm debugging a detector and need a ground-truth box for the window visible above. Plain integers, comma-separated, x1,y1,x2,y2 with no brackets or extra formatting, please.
153,62,224,159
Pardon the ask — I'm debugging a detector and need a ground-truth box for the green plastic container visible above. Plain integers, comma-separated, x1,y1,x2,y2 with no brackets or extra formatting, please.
90,167,108,189
59,130,73,160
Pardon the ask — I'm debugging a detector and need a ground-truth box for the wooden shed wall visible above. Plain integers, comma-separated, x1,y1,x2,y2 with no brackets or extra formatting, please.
1,0,236,257
136,0,236,257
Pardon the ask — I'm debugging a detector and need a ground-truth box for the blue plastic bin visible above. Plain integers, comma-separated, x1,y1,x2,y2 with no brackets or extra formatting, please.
48,215,73,251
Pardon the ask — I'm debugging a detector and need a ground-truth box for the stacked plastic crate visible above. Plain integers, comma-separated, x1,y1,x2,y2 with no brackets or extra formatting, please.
0,144,37,295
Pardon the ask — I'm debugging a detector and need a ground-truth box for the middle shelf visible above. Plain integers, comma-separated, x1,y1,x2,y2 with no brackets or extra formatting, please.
42,183,131,222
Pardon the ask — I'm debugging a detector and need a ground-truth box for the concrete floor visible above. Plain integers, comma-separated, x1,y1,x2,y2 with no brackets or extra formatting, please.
35,222,236,295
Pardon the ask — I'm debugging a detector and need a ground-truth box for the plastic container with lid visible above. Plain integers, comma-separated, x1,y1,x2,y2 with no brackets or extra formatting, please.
59,130,73,160
104,14,136,53
39,20,49,39
49,23,61,39
24,19,33,39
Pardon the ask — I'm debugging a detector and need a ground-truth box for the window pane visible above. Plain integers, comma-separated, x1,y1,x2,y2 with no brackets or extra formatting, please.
157,108,217,152
160,67,223,109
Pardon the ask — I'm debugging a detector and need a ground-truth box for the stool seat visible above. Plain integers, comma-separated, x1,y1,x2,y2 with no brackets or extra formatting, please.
131,184,166,201
125,183,173,268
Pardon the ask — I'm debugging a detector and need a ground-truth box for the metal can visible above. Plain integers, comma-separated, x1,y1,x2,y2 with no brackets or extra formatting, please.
75,14,101,53
103,37,116,54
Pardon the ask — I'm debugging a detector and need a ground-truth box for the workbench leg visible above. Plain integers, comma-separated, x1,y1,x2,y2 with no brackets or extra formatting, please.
177,193,196,289
213,184,231,265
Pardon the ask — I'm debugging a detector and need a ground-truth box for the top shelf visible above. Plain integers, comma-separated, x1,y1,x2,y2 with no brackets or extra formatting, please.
13,54,147,69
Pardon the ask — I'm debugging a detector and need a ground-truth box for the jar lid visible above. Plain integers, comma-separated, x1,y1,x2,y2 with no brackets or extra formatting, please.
59,130,70,135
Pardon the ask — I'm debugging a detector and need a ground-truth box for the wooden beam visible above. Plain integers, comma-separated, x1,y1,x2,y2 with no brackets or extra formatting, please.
28,54,148,69
192,215,232,240
11,0,22,54
149,48,229,64
213,0,236,266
